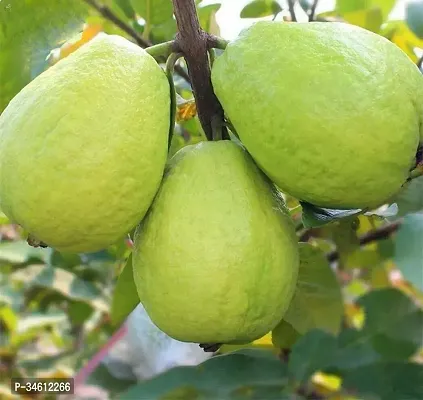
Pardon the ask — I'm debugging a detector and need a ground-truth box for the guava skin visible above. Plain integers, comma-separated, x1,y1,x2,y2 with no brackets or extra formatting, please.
0,34,170,253
133,140,299,344
212,21,423,209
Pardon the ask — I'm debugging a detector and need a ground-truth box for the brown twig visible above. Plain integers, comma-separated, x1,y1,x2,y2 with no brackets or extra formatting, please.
171,0,226,141
287,0,297,22
309,0,319,21
326,220,401,262
83,0,190,83
72,325,85,352
83,0,149,47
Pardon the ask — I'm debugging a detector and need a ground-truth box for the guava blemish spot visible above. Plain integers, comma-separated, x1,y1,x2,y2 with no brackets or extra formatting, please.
416,144,423,167
27,234,48,248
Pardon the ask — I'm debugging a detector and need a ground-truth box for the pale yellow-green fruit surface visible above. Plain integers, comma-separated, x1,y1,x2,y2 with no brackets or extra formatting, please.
212,22,423,209
133,140,299,344
0,34,170,253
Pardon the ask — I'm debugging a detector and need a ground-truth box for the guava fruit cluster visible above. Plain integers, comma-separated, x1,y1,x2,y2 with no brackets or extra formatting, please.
0,20,421,345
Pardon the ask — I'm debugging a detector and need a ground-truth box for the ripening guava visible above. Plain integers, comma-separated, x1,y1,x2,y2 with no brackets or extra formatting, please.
132,140,299,344
211,22,423,209
0,34,170,253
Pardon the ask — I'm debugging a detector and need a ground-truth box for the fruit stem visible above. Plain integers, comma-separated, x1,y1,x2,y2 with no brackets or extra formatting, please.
208,48,216,68
146,41,176,61
166,52,183,148
199,343,221,352
171,0,227,141
309,0,320,21
287,0,297,22
207,35,229,50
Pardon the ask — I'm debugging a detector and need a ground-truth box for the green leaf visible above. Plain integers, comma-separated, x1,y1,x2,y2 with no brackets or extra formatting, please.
68,300,94,325
114,0,136,19
347,249,382,268
118,350,288,399
356,288,423,360
407,0,423,38
342,362,423,400
11,265,109,311
273,244,343,348
0,285,24,310
342,7,384,33
17,312,67,332
0,240,48,264
49,249,81,270
289,289,422,383
329,219,360,267
378,238,395,259
150,19,178,43
272,320,300,349
130,0,173,25
332,328,382,370
0,211,9,225
336,0,369,13
198,3,221,35
240,0,282,18
288,328,380,381
11,311,67,347
336,0,396,20
0,306,18,332
391,176,423,217
0,0,88,112
87,364,137,397
368,0,396,17
17,351,74,374
288,330,337,384
300,202,362,228
380,20,423,63
111,255,139,325
394,214,423,291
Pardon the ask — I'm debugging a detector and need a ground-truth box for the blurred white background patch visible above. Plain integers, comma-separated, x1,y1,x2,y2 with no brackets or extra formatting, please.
102,304,212,381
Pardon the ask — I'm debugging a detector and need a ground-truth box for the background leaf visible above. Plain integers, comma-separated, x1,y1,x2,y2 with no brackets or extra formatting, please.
394,214,423,291
0,0,88,112
392,176,423,217
342,8,383,32
406,0,423,38
342,362,423,399
355,288,423,360
119,350,288,399
0,241,48,264
130,0,173,25
336,0,396,20
288,330,337,384
273,244,343,348
240,0,282,19
198,3,221,35
300,202,362,228
11,264,109,311
380,20,423,62
110,255,139,325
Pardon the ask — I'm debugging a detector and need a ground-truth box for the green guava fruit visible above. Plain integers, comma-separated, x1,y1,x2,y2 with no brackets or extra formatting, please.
0,34,170,253
132,140,299,344
211,22,423,209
